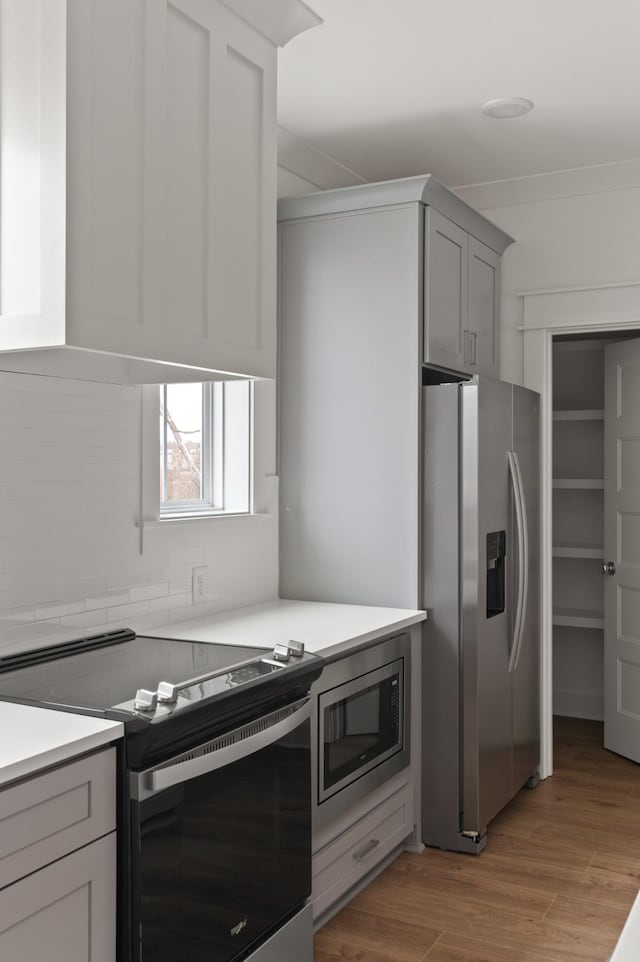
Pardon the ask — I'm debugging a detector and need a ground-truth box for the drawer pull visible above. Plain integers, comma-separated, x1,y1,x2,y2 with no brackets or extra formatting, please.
352,838,380,862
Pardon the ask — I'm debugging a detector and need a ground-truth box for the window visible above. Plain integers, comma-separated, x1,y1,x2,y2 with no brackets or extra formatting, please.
159,380,253,518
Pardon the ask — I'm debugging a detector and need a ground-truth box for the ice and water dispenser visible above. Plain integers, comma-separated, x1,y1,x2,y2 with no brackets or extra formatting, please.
486,531,506,618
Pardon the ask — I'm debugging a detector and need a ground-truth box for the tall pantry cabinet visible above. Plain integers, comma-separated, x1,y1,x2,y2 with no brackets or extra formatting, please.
278,175,513,607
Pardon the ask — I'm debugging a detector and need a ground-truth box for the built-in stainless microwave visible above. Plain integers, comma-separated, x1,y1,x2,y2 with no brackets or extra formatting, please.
312,633,411,830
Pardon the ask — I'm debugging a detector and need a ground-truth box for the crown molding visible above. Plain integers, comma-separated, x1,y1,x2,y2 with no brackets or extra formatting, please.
220,0,322,47
454,158,640,211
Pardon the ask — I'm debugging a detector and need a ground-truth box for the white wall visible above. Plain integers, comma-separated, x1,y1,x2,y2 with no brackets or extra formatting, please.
455,160,640,383
0,372,278,656
455,161,640,721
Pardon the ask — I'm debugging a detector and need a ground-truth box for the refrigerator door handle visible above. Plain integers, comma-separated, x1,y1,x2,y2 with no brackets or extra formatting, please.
507,451,529,673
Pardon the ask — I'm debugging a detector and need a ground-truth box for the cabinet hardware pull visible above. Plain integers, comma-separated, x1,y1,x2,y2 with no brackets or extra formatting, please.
353,838,380,862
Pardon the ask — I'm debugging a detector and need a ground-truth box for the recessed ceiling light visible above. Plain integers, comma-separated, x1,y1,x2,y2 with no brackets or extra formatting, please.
481,97,534,119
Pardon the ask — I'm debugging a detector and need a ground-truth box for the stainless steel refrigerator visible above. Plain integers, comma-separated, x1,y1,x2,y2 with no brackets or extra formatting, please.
422,376,540,854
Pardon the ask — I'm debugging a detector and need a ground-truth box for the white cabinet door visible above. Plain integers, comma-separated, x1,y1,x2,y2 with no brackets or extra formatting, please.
1,0,285,380
424,208,468,372
467,236,501,379
67,0,277,378
0,833,116,962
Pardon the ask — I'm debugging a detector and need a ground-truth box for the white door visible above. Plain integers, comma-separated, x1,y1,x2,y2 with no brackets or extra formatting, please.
604,338,640,762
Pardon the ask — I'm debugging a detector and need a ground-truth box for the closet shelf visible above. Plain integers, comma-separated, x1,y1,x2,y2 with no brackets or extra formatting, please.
553,409,604,421
553,478,604,489
552,544,604,559
553,608,604,630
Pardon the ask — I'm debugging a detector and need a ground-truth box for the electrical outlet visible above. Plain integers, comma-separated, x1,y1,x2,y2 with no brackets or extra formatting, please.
192,565,208,604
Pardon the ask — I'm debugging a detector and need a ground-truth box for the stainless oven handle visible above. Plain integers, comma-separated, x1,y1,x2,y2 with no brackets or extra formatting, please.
136,698,311,799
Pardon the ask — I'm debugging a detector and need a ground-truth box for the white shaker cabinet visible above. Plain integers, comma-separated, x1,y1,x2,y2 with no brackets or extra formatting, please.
0,749,117,962
0,0,320,383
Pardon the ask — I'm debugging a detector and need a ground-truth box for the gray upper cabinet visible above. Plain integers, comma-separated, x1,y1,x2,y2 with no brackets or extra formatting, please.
424,208,468,372
279,175,512,385
424,209,503,377
467,236,501,379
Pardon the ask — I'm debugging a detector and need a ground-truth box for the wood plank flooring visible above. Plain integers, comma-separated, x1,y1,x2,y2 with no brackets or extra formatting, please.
315,717,640,962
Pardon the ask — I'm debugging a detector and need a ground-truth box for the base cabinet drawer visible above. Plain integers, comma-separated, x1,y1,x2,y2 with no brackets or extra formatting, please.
312,783,414,920
0,832,116,962
0,748,116,889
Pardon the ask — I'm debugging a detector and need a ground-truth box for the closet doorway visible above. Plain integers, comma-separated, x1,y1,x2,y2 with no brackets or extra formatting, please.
551,331,640,764
522,281,640,777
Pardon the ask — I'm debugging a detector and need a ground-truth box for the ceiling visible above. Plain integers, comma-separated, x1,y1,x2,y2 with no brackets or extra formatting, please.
277,0,640,188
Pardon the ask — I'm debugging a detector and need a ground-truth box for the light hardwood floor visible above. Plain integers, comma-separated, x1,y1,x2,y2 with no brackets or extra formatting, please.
315,717,640,962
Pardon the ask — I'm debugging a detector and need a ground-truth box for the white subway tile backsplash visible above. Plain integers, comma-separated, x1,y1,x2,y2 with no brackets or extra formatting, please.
170,547,206,566
34,600,86,621
168,578,191,595
60,610,111,629
148,592,189,613
129,583,169,603
107,567,169,590
107,600,150,623
85,589,131,611
0,372,278,654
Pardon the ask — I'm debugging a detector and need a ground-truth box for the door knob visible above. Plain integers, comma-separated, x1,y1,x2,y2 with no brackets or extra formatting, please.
603,561,616,576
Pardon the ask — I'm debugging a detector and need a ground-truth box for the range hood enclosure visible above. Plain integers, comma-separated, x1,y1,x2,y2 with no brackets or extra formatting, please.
0,0,320,384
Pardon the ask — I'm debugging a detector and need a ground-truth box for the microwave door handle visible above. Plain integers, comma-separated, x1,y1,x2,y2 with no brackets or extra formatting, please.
507,451,526,673
135,698,311,799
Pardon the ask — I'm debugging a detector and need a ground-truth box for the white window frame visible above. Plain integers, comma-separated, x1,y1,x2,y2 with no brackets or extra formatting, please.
142,379,254,524
160,382,223,516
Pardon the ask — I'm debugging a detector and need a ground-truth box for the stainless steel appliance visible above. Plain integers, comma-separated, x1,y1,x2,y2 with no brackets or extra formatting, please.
422,376,539,854
312,632,410,830
0,630,323,962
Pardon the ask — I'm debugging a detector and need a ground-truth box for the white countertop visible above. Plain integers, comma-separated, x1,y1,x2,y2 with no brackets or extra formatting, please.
147,599,426,659
0,703,123,788
0,600,423,788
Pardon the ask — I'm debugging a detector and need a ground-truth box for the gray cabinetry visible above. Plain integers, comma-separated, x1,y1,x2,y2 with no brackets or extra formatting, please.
468,236,501,379
0,748,117,962
0,834,116,962
278,175,512,609
424,208,467,371
424,208,502,377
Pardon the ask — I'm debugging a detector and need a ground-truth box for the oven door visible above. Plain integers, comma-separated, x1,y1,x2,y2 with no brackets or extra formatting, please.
318,658,403,804
130,697,312,962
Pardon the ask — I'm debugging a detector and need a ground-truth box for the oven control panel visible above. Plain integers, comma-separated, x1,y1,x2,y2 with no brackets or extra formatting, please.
131,640,310,716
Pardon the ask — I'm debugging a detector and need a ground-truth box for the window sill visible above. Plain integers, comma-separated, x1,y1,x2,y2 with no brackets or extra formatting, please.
136,512,273,529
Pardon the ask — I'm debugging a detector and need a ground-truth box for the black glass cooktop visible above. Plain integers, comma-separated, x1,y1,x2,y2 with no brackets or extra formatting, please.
0,629,267,715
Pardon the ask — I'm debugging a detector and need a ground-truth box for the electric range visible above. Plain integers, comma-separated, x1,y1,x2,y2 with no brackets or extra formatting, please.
0,628,323,962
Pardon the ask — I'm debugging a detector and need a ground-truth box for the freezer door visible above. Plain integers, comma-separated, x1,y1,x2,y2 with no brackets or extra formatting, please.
511,385,540,792
461,377,514,835
421,383,464,851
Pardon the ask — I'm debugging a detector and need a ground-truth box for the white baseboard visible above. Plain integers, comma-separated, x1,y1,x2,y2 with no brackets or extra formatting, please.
553,688,603,721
